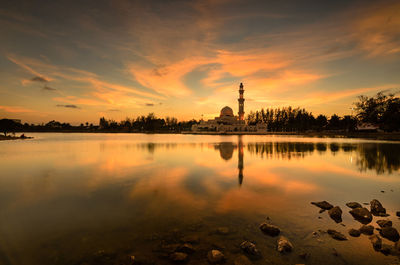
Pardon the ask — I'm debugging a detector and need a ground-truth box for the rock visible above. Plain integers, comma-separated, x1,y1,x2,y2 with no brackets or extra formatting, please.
346,202,362,209
240,241,260,256
348,229,361,237
328,206,342,223
369,235,382,250
379,227,400,242
277,236,293,252
380,244,392,255
217,227,230,235
327,229,347,241
349,207,373,224
311,201,333,210
233,255,253,265
360,225,374,235
207,250,224,264
376,220,392,228
370,199,387,216
170,252,188,262
259,223,280,236
396,211,400,217
176,243,195,254
319,209,326,213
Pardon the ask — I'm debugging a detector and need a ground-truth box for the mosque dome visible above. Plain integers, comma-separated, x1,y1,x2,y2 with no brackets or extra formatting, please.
220,106,234,117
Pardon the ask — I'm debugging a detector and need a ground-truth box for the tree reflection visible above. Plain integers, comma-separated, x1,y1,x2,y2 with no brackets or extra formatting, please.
356,143,400,174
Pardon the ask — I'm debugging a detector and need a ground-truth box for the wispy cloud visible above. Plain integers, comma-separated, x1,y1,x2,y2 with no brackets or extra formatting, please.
0,105,35,113
56,104,80,109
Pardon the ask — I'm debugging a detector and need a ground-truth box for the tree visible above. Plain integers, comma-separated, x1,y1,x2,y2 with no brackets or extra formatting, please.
0,119,19,136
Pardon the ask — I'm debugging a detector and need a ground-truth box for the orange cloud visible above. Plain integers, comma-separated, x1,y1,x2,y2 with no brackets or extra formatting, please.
0,105,35,113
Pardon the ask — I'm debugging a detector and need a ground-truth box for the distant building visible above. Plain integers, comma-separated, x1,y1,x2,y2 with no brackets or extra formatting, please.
191,83,267,133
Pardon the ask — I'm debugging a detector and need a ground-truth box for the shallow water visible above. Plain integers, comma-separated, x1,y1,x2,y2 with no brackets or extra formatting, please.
0,133,399,265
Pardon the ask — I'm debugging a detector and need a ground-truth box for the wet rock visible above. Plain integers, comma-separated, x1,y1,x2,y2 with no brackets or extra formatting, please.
348,229,361,237
349,207,373,224
176,243,195,254
360,225,374,235
370,199,387,216
396,211,400,217
327,229,347,241
217,227,230,235
259,223,280,236
377,220,392,228
277,236,293,252
369,235,382,250
170,252,188,262
346,202,362,209
328,206,342,223
207,250,225,264
240,241,260,256
311,201,333,210
379,227,400,242
233,255,253,265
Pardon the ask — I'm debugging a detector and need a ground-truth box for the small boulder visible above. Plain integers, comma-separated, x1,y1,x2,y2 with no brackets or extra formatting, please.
396,211,400,217
239,241,260,256
360,225,374,235
380,244,392,255
233,255,253,265
346,202,362,209
327,229,347,241
207,250,224,264
376,220,392,228
328,206,342,223
369,234,382,250
170,252,188,262
370,199,387,216
277,236,293,252
259,223,280,236
349,207,373,224
379,226,400,242
348,229,361,237
311,201,333,210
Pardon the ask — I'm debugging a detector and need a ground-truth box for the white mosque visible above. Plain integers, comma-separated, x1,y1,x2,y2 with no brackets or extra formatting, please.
191,83,267,133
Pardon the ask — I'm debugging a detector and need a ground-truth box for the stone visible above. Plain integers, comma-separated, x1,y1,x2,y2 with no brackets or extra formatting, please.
327,229,347,241
240,241,260,256
176,243,195,254
277,236,293,252
346,202,362,209
311,201,333,210
348,229,361,237
328,206,342,223
349,207,373,224
360,225,374,235
380,244,392,255
233,255,253,265
217,227,230,235
370,199,387,216
376,220,392,228
379,227,400,242
397,211,400,217
259,223,280,236
369,235,382,250
207,250,224,264
170,252,188,262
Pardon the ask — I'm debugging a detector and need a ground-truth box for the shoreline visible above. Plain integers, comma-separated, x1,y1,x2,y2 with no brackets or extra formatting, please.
0,134,33,141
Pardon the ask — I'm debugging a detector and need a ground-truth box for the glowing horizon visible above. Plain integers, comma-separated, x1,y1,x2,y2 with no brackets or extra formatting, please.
0,0,399,125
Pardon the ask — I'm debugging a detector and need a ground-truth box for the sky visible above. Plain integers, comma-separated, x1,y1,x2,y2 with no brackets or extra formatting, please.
0,0,399,124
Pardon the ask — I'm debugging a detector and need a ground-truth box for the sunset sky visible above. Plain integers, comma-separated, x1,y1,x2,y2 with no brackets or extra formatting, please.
1,0,399,124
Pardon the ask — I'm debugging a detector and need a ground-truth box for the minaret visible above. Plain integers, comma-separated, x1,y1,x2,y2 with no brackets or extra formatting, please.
238,83,245,121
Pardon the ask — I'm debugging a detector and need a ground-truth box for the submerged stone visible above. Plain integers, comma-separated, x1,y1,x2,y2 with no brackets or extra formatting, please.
207,250,225,264
348,229,361,237
346,202,362,209
277,236,293,252
360,225,374,235
328,206,343,223
240,241,260,256
349,207,373,224
327,229,347,241
370,199,387,216
311,201,333,210
259,223,280,236
376,220,392,228
379,226,400,242
369,235,382,250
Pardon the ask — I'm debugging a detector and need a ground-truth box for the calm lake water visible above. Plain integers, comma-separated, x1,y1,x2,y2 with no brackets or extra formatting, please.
0,133,399,265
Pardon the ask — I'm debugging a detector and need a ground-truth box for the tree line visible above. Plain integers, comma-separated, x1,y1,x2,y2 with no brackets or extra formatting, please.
0,91,399,135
